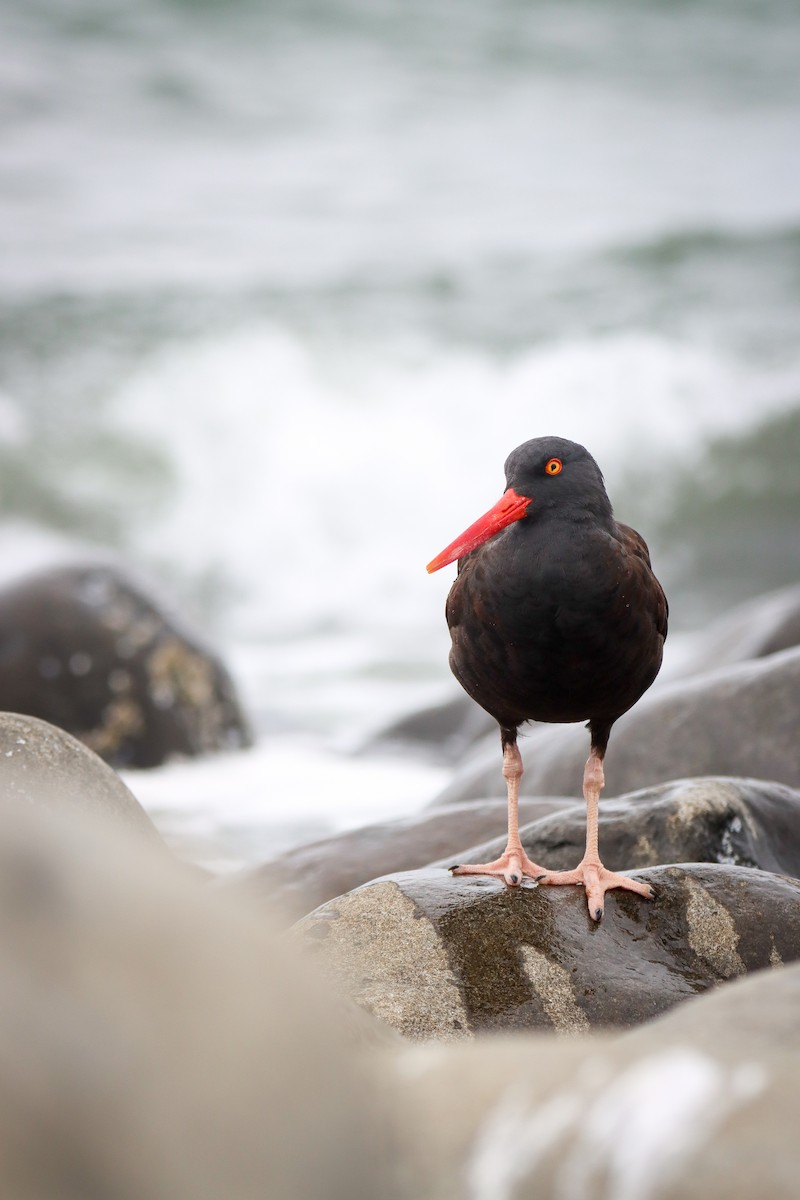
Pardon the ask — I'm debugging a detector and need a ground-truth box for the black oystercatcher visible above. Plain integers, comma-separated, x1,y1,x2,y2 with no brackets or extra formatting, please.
427,436,668,920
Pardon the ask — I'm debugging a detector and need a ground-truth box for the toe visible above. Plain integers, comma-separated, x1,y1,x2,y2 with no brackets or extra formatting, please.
504,856,522,886
621,876,655,900
585,883,605,921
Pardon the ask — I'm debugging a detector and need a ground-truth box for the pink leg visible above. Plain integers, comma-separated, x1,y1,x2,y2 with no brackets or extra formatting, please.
538,750,654,921
450,742,550,886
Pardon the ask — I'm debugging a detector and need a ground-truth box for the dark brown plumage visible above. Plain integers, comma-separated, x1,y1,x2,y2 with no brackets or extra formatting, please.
427,435,668,920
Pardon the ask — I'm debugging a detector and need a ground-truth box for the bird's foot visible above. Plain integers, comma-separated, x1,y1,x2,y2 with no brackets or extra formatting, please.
537,858,654,922
449,846,549,888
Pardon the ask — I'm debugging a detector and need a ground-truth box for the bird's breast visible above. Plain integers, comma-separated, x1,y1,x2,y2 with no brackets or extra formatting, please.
446,522,664,727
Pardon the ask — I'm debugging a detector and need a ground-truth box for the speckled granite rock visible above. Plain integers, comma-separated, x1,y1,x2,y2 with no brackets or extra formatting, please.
0,562,251,767
0,709,161,843
294,863,800,1040
387,961,800,1200
0,802,396,1200
432,646,800,805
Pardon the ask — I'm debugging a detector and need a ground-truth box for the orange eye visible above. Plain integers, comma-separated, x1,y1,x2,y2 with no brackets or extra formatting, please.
545,458,563,476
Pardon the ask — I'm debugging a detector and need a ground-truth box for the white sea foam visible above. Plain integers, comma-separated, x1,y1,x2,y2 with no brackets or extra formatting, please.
104,322,792,733
121,737,446,873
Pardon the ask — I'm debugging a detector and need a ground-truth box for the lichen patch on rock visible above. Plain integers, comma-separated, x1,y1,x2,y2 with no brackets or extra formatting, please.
684,876,746,979
517,946,590,1035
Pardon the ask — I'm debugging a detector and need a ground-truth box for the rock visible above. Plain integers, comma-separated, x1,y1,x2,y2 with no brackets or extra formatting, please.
0,709,161,843
294,863,800,1041
432,646,800,805
364,692,495,761
387,960,800,1200
0,562,251,767
441,776,800,881
0,801,396,1200
222,797,575,920
686,582,800,673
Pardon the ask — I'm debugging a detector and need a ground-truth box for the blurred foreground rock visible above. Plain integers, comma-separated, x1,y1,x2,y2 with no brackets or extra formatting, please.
0,709,161,843
0,562,251,767
295,863,800,1040
0,800,396,1200
386,961,800,1200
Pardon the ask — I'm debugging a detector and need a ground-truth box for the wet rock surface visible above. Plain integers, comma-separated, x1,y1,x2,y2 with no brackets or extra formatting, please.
432,646,800,805
0,562,251,768
294,863,800,1040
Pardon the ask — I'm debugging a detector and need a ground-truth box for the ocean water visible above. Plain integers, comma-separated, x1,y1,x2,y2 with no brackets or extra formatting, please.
1,0,799,868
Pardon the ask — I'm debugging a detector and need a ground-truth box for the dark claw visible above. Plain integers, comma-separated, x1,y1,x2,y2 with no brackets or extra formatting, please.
509,873,520,885
535,874,547,882
448,865,461,873
593,907,604,922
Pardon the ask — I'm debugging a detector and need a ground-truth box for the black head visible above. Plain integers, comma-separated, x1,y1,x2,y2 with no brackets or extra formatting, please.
504,436,613,523
426,435,614,574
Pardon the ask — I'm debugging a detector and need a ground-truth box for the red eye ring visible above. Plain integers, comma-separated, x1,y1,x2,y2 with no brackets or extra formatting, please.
545,458,563,476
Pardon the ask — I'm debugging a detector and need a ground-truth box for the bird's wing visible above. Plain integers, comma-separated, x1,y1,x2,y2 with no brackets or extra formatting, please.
617,522,669,642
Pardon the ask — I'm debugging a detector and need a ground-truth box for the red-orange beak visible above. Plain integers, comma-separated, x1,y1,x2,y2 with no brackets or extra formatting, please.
426,487,533,573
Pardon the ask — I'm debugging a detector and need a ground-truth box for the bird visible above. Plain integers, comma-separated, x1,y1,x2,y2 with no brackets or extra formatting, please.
426,435,668,921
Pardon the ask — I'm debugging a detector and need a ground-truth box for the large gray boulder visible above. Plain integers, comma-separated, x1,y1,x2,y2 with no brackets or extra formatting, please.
294,863,800,1040
0,801,396,1200
433,646,800,805
0,562,251,767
